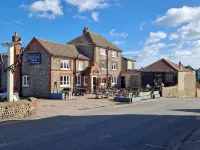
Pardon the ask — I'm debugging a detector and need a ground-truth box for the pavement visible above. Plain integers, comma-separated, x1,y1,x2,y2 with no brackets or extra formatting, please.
0,97,200,150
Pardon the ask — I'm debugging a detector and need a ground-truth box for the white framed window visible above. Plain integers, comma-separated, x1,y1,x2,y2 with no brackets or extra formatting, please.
60,75,70,87
79,61,84,71
112,63,117,70
112,77,117,84
84,76,88,85
22,75,29,87
76,76,81,85
60,60,70,70
101,62,106,69
100,48,106,56
112,51,117,58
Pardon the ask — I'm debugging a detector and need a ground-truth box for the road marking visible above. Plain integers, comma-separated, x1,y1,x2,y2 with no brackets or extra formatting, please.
107,136,123,141
195,140,200,143
99,134,111,140
0,143,7,147
146,144,169,149
196,116,200,120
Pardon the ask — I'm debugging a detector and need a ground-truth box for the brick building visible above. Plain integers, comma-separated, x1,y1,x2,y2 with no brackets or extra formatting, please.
20,27,123,97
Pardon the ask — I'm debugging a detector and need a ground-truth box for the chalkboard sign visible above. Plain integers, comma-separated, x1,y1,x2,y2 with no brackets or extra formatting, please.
28,53,41,64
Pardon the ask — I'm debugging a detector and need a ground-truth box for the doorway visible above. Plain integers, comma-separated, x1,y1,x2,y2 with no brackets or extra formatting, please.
121,76,125,88
92,76,97,93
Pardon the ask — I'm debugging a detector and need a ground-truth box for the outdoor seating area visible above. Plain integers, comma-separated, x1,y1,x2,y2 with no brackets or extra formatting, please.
95,86,161,103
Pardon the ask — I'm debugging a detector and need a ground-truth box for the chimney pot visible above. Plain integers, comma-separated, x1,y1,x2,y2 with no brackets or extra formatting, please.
179,61,183,69
83,27,89,35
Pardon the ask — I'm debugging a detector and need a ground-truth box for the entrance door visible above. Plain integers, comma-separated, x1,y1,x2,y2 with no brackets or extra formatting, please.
121,76,125,88
92,76,97,92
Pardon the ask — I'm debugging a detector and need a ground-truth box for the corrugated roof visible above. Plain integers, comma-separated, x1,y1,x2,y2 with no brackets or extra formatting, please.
68,31,122,52
140,58,192,72
35,38,90,60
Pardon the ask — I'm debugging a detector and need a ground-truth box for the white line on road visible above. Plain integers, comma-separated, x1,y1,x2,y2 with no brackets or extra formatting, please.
146,144,170,149
196,116,200,120
0,143,7,147
99,134,111,140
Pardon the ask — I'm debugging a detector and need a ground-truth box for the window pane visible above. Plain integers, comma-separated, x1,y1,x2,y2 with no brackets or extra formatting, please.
27,77,29,85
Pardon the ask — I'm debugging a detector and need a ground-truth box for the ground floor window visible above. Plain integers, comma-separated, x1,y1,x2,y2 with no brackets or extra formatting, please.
76,76,81,85
112,76,117,84
22,75,29,87
84,76,88,85
60,75,70,87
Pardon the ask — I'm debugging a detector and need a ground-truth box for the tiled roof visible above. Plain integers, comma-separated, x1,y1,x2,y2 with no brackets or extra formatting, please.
34,38,90,60
140,58,192,72
68,32,122,52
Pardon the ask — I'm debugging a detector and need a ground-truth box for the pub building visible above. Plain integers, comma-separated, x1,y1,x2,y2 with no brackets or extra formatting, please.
20,27,123,98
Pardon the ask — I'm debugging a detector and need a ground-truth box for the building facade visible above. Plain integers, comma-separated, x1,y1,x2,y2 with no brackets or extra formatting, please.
1,28,135,98
68,27,123,90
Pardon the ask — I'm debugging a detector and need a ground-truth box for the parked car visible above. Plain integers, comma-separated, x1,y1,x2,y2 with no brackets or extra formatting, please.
0,88,20,102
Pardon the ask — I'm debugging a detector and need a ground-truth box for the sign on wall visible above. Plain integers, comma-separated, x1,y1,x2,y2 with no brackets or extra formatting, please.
28,53,41,64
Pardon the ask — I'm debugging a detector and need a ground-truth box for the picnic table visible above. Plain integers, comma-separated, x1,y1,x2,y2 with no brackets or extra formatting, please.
75,87,89,96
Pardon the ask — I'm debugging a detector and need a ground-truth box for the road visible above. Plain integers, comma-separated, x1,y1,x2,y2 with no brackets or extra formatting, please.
1,98,200,150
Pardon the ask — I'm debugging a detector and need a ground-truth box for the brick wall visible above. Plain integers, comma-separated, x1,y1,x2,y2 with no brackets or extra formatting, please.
50,56,90,92
121,72,141,88
178,71,196,97
197,88,200,97
163,86,178,98
22,40,50,98
163,71,196,98
0,55,8,88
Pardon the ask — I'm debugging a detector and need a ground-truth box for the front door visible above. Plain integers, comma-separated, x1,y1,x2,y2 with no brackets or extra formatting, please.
92,76,97,92
121,76,125,88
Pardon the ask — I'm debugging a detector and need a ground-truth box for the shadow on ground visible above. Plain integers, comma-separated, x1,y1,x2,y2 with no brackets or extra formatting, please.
0,109,200,150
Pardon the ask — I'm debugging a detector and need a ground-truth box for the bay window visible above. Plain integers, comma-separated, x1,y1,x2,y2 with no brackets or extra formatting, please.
112,76,117,85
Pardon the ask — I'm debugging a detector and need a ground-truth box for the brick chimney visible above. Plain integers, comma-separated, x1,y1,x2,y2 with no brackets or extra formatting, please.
12,32,21,93
179,61,183,69
83,27,89,35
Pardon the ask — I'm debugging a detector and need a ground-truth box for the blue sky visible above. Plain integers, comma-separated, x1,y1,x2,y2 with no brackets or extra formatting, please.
0,0,200,68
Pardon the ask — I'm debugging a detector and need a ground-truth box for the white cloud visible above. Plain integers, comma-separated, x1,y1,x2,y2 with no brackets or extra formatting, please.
145,31,167,45
109,29,128,38
193,40,200,47
154,6,200,27
168,43,177,47
91,11,99,22
169,33,179,40
73,14,88,20
112,40,125,45
140,22,146,31
65,0,109,12
21,0,63,19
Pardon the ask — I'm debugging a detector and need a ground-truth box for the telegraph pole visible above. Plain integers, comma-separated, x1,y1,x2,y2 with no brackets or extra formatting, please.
0,39,22,102
7,46,14,102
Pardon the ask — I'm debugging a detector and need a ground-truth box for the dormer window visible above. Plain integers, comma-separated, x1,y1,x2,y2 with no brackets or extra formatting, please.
100,48,106,56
